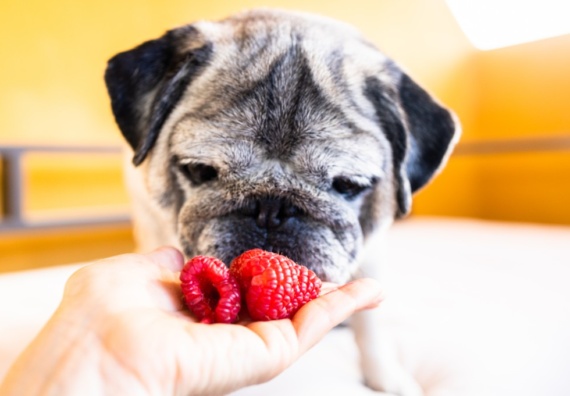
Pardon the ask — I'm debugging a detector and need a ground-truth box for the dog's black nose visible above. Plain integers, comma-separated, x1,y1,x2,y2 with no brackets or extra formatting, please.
253,197,300,229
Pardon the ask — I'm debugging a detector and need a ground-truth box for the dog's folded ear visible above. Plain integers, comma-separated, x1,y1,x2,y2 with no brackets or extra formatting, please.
104,26,212,165
365,68,460,217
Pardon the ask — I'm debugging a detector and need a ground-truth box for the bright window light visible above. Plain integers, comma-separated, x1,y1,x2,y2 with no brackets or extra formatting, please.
445,0,570,50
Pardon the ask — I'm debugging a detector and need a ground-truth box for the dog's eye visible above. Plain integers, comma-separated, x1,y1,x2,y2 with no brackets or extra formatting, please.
180,163,218,185
332,176,373,199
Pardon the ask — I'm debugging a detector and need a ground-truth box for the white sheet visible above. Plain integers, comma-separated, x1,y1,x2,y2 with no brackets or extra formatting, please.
1,217,569,395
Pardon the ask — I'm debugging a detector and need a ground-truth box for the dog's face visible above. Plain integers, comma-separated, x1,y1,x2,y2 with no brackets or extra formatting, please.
105,9,459,282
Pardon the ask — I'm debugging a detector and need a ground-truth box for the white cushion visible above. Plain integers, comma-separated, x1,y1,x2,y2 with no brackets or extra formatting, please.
1,217,569,395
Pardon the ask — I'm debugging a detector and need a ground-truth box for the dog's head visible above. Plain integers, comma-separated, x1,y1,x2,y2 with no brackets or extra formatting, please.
104,9,459,282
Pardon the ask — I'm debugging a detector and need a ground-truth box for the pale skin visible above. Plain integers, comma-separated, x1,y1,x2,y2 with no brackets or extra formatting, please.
0,247,383,396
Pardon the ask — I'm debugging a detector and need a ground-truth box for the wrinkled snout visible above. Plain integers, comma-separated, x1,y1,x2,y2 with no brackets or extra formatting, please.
238,196,305,229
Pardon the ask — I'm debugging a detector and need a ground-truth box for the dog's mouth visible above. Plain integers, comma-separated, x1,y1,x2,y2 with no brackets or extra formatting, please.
211,228,314,268
178,191,361,283
180,216,358,283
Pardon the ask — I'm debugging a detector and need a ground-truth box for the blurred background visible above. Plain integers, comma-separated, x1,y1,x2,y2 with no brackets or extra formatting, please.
1,0,569,272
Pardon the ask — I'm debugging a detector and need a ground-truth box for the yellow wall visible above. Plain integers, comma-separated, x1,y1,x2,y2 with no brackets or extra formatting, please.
476,34,570,140
1,0,476,271
1,0,569,271
0,0,474,146
414,33,570,224
0,225,134,272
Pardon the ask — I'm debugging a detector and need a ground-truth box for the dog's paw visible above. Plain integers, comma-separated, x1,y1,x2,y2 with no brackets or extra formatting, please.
362,360,423,396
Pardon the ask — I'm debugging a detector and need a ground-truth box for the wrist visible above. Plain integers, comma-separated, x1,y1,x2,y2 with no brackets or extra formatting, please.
0,307,145,396
1,310,91,394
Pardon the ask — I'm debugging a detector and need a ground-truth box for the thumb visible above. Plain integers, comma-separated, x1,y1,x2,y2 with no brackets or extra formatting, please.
144,246,186,272
293,278,383,353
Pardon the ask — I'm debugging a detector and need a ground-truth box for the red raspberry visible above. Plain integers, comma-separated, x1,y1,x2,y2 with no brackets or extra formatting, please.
230,249,322,321
179,256,241,324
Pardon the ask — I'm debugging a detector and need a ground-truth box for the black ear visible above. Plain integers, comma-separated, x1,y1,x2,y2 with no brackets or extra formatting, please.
104,26,212,165
364,70,459,217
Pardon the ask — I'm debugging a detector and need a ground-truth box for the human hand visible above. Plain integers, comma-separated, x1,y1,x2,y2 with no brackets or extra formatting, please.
0,247,382,396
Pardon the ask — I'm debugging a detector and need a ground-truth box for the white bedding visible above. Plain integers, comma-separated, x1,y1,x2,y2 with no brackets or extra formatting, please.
1,217,569,395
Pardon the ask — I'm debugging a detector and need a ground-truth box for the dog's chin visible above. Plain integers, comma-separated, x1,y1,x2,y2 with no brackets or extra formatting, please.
180,217,359,283
219,245,354,284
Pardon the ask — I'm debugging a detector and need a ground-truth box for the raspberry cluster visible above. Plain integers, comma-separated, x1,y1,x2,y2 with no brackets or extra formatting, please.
179,249,322,323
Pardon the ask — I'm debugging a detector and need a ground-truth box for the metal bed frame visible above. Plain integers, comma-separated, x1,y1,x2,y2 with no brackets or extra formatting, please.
1,133,568,232
0,145,130,232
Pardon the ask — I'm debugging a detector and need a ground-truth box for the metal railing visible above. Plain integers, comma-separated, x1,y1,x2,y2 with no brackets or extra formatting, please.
454,133,570,155
1,134,568,232
0,145,130,232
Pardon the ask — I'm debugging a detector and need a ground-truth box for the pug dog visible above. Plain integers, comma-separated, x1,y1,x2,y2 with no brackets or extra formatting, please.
104,8,459,395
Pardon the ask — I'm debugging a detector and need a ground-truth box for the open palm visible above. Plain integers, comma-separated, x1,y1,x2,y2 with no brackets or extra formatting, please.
1,247,382,396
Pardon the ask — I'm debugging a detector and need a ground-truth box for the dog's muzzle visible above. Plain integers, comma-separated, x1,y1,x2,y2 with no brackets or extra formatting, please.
238,196,305,230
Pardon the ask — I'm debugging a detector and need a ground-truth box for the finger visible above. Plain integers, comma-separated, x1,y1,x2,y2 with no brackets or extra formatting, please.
144,246,185,272
292,278,383,354
319,282,340,296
